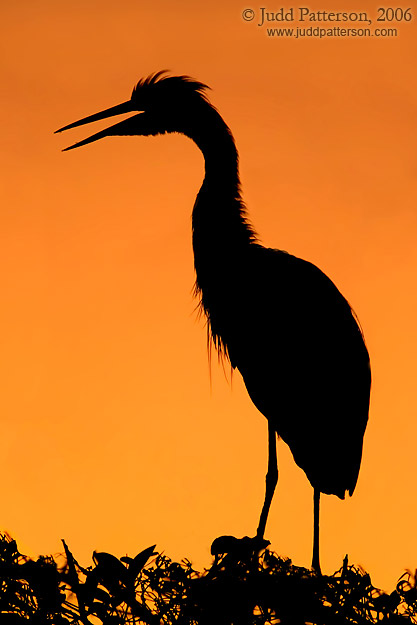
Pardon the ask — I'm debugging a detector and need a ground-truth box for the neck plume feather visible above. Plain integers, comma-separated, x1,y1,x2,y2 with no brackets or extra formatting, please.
188,105,258,360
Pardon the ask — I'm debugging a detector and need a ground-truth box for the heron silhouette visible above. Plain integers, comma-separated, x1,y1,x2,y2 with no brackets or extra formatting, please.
56,72,371,573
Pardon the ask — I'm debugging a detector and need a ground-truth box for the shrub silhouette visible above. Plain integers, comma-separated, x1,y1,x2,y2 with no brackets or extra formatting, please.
0,532,416,624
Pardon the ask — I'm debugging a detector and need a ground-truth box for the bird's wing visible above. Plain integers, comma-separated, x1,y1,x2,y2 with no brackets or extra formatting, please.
223,247,370,497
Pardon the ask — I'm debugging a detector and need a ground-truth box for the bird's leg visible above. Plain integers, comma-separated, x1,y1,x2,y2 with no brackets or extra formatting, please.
256,421,278,540
312,488,322,574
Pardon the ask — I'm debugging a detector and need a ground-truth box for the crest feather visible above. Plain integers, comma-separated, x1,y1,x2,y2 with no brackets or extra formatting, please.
132,71,211,103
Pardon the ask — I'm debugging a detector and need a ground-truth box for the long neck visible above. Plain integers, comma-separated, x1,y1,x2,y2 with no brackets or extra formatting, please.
192,109,241,191
189,106,256,293
187,105,257,353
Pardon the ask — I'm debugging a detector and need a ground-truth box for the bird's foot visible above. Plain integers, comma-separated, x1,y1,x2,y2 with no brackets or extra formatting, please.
311,559,322,576
252,534,271,552
211,534,269,559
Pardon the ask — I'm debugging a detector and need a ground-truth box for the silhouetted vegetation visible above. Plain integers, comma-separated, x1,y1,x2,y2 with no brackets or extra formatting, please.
0,532,416,624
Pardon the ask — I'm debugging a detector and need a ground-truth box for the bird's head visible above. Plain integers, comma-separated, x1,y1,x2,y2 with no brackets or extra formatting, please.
55,71,212,151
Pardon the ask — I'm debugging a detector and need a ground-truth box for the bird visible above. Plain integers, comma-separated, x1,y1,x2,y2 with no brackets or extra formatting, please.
56,71,371,573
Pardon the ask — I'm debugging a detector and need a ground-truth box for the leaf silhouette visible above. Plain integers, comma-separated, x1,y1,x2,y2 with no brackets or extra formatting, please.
93,550,129,591
2,533,417,623
122,544,157,581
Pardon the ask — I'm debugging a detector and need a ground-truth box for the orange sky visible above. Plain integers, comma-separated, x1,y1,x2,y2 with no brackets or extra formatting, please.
1,0,417,592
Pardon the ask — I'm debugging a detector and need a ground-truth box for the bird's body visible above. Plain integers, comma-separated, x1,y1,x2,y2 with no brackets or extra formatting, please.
203,243,369,498
191,108,369,502
57,72,371,571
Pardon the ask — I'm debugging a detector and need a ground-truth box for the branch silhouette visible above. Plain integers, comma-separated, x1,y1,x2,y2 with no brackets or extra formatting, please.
0,533,416,624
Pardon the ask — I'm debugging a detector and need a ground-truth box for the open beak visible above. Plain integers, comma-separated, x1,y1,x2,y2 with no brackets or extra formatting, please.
55,100,143,151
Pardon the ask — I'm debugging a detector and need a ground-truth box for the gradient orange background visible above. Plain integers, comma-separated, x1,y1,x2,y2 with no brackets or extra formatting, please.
2,0,416,592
